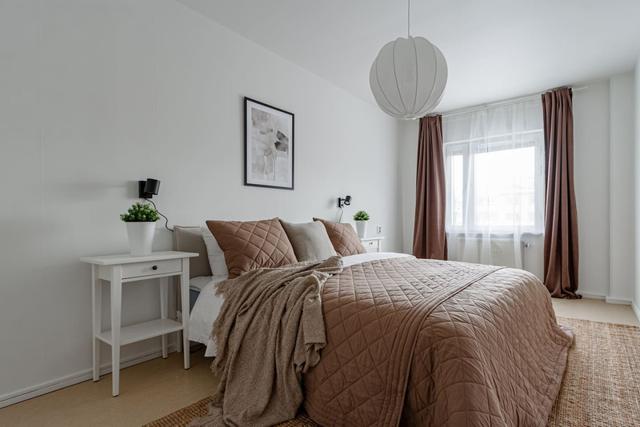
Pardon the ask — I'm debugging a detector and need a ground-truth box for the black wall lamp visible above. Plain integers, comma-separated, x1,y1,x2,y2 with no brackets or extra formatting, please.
337,195,351,208
138,179,160,199
138,178,171,231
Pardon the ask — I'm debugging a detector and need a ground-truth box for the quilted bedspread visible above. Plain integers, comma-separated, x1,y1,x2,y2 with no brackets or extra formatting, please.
303,257,573,426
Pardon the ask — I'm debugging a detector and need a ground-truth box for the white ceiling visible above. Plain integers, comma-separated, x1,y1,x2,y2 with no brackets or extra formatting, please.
178,0,640,112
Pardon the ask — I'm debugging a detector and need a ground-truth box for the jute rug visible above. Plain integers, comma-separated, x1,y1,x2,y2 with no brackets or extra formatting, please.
144,317,639,427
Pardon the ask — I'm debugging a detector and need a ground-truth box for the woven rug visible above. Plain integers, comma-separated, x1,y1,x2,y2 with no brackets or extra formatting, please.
144,317,639,427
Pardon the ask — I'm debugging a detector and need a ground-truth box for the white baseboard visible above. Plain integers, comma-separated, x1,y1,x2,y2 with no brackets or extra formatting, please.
579,293,633,305
579,291,607,300
0,344,177,409
605,296,633,305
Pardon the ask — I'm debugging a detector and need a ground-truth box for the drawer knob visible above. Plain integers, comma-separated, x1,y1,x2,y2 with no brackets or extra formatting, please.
152,265,158,271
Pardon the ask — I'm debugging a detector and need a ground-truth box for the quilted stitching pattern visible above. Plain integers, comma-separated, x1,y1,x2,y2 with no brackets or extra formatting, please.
303,257,572,427
313,218,366,256
206,218,297,278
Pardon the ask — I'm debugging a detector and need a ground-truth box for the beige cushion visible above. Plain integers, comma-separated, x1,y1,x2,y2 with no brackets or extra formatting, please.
313,218,366,256
280,220,337,262
173,226,212,278
206,218,298,278
201,226,229,276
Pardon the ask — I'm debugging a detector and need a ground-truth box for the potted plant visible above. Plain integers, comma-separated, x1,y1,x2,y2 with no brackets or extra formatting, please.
120,202,160,256
353,210,370,238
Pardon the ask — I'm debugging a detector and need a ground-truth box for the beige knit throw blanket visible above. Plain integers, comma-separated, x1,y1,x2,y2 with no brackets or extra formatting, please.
189,256,344,427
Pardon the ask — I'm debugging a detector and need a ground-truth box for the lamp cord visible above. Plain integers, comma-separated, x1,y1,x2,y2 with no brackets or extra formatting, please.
407,0,411,37
144,198,173,232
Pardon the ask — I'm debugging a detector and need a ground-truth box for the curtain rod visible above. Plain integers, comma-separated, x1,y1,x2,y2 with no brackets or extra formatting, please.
438,85,588,119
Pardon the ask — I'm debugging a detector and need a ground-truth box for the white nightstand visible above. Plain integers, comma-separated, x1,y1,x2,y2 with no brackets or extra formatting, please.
361,236,385,253
80,251,197,396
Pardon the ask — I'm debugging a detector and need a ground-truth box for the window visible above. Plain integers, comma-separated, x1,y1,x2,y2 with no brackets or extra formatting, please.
443,99,545,235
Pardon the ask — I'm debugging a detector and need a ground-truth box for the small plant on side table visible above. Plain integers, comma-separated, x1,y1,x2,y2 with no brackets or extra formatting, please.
121,202,159,255
353,210,370,238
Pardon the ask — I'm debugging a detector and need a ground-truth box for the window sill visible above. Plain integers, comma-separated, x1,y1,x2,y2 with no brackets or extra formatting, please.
446,231,544,239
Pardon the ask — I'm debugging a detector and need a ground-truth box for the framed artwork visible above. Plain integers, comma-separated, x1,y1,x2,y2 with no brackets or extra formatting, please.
244,97,294,190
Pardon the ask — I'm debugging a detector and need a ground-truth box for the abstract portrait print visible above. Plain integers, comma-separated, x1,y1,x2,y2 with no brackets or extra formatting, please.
244,97,294,190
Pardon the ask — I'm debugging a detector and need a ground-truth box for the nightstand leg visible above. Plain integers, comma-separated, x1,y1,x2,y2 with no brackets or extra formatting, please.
180,259,190,369
110,266,122,397
159,277,168,359
91,266,101,381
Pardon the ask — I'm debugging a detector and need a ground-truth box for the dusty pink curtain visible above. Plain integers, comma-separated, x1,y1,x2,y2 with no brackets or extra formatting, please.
542,88,580,298
413,115,447,260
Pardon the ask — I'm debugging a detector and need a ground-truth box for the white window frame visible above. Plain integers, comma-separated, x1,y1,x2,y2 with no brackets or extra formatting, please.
444,129,545,235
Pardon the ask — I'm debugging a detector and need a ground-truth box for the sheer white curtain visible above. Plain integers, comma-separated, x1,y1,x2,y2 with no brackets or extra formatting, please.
442,97,544,268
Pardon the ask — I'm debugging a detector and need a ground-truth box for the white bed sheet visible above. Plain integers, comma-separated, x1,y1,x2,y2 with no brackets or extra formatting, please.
189,275,217,292
189,252,412,357
189,275,228,352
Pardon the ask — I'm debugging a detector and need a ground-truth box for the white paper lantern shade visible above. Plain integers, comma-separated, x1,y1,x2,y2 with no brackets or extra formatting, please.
370,36,448,120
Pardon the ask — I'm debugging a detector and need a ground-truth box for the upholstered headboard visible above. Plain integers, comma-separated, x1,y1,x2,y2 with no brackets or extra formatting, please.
173,226,212,278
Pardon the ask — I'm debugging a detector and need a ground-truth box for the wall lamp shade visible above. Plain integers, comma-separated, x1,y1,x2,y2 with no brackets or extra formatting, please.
138,179,160,199
369,36,448,120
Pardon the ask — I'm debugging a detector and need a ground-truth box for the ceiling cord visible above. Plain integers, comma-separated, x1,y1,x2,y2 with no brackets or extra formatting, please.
407,0,411,37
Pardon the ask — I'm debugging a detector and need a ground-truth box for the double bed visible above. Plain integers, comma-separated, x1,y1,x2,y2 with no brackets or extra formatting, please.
187,252,411,357
176,222,572,426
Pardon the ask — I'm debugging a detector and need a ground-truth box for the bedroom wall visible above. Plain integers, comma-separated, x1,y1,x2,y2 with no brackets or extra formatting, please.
572,80,611,299
398,74,636,302
635,59,640,317
0,0,401,404
398,121,419,255
608,73,635,304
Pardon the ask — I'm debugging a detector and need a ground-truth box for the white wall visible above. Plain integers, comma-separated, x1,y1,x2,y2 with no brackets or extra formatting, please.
0,0,401,404
635,59,640,316
398,120,419,254
572,81,611,298
608,73,635,303
398,75,636,302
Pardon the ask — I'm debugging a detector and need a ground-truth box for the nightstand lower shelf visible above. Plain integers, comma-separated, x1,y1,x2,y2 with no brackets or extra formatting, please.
96,318,183,347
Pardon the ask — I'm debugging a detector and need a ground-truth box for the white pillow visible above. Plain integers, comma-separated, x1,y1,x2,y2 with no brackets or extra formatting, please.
201,226,229,277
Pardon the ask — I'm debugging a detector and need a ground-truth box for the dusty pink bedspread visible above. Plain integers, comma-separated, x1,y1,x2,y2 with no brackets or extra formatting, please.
304,257,573,426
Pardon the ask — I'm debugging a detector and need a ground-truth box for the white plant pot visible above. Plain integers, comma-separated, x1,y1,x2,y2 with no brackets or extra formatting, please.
126,222,156,256
355,221,368,238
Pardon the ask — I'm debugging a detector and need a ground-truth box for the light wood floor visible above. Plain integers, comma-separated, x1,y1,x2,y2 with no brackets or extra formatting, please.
0,299,638,427
0,349,217,427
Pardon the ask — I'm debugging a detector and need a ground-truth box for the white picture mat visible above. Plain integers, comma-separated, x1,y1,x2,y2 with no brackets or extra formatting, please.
245,99,294,189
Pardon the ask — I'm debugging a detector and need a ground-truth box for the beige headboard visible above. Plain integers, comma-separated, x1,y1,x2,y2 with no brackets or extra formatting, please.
173,226,212,278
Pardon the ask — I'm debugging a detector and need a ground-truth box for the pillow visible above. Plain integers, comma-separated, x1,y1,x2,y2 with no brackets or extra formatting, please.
313,218,366,256
280,220,337,262
173,226,212,278
206,218,298,278
201,226,229,277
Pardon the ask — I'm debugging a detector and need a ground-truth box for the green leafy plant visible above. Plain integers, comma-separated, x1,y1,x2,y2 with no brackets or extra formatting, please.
120,202,160,222
353,210,370,221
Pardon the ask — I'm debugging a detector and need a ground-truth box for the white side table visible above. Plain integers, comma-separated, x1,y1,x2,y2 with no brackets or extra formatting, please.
361,236,385,253
80,251,198,396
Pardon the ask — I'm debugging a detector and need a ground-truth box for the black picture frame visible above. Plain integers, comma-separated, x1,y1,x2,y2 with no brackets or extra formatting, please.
244,97,295,190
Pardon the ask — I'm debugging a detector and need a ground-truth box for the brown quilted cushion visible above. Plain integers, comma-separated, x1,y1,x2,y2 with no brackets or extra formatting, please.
206,218,298,278
313,218,366,256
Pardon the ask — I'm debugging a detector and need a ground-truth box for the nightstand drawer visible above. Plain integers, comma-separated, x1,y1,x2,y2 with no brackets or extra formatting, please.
122,259,182,279
360,237,384,253
363,240,379,250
